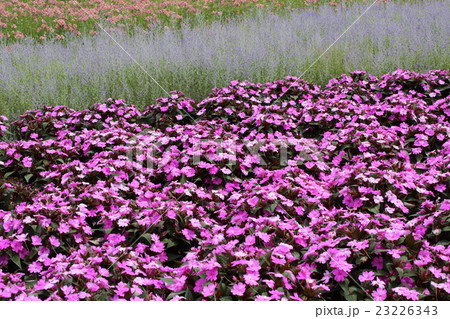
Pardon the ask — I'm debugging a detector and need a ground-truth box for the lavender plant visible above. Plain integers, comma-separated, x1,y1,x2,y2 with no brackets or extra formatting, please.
0,0,449,118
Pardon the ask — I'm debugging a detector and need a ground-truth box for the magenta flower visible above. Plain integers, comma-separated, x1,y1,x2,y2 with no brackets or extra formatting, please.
86,282,100,292
28,262,43,273
181,166,196,177
393,287,419,301
114,282,129,297
202,283,216,298
372,257,383,270
22,156,32,168
247,196,259,207
182,228,196,240
117,219,129,227
231,282,246,296
194,278,207,293
31,236,42,246
58,222,70,234
221,167,232,174
243,272,259,286
332,269,347,282
358,271,375,282
372,287,387,301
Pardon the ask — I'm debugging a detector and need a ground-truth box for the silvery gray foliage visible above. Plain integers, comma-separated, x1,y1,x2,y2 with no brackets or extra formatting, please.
0,0,448,117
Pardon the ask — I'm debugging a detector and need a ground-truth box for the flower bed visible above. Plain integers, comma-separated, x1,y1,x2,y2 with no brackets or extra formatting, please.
0,69,449,300
0,0,368,41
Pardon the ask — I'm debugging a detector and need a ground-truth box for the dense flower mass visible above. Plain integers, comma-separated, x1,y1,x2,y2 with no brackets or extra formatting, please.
0,0,370,41
0,69,449,301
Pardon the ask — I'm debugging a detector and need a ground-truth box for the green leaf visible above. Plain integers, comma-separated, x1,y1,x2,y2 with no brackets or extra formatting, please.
94,291,110,301
368,204,380,214
162,238,176,249
282,271,295,282
166,253,182,262
7,252,21,269
167,291,184,300
25,280,38,289
345,293,358,301
374,270,387,276
220,296,233,301
161,278,174,285
4,171,15,179
184,288,194,301
140,233,153,245
265,202,278,212
404,234,416,248
24,174,33,183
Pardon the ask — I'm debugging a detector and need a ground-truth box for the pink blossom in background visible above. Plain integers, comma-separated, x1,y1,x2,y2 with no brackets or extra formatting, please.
22,156,32,168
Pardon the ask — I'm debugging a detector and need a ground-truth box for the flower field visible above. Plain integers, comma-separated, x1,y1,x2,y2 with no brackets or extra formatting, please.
0,69,449,300
1,0,448,119
0,0,377,41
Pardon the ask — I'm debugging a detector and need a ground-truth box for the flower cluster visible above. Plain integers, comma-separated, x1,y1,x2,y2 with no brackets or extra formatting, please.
0,0,360,41
0,69,449,300
0,116,8,139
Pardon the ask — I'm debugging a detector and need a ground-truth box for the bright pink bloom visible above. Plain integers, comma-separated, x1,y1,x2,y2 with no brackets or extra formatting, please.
231,282,246,296
22,156,32,168
202,283,216,297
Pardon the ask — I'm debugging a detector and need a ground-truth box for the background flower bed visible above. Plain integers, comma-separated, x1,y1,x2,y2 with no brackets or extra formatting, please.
1,0,448,119
0,0,385,42
0,69,449,300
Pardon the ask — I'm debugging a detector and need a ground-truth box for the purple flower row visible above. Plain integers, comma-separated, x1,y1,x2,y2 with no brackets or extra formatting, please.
0,69,449,300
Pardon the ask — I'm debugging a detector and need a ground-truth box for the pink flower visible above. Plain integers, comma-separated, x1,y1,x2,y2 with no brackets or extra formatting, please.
29,262,43,273
256,232,270,242
255,295,271,301
388,249,403,259
247,259,261,272
372,256,383,270
372,287,387,301
221,167,232,174
393,287,419,301
180,227,196,240
194,278,207,293
114,282,129,297
117,219,129,227
243,272,259,286
231,282,246,296
31,236,42,246
269,289,284,300
86,282,100,292
332,268,347,282
358,271,375,282
150,240,165,253
181,166,196,177
202,283,216,297
58,223,70,234
22,156,32,168
247,196,259,207
102,166,112,175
